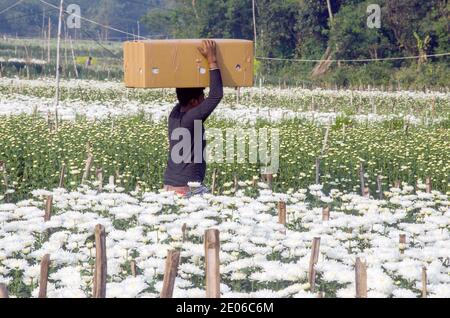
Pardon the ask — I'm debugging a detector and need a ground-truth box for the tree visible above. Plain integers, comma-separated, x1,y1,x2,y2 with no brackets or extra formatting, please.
329,1,393,60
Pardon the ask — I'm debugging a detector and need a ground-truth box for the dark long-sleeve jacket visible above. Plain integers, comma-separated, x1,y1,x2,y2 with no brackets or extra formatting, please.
163,69,223,186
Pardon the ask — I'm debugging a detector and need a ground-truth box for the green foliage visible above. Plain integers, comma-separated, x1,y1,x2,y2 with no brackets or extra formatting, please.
142,0,448,87
333,116,354,130
0,0,448,87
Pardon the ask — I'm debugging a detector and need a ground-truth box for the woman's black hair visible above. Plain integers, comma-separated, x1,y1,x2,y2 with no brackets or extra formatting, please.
176,88,205,106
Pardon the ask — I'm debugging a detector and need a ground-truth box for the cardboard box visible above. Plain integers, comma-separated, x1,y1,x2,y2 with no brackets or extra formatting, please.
123,39,254,88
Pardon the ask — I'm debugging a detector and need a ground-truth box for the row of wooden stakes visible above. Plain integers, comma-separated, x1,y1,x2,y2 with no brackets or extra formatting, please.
0,223,219,299
0,198,429,298
278,202,429,298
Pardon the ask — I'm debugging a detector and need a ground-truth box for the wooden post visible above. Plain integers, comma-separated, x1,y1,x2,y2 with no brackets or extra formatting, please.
0,284,8,298
0,161,6,185
64,27,68,74
81,152,94,184
355,258,367,298
96,168,103,191
421,266,427,298
69,36,78,78
23,44,30,79
359,161,365,196
45,195,53,222
54,0,64,131
278,201,286,225
211,168,217,195
376,175,383,200
278,201,286,234
58,164,65,188
47,17,51,63
38,254,51,298
160,250,181,298
315,157,320,184
321,126,330,155
204,229,220,298
308,237,321,292
399,234,406,254
322,206,330,221
425,177,432,193
130,260,137,277
93,224,107,298
233,173,238,192
0,161,8,201
182,223,187,242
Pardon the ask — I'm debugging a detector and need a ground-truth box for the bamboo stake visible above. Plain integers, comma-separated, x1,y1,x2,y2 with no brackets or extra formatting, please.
355,258,367,298
211,168,217,195
399,234,406,254
0,161,8,200
359,161,365,196
205,229,220,298
421,266,427,298
315,157,320,185
278,201,286,225
160,250,181,298
322,206,330,221
0,284,8,298
47,17,51,63
308,237,321,292
425,177,432,193
54,0,64,131
69,36,78,78
182,223,187,242
278,201,286,234
93,224,107,298
376,175,383,200
96,168,103,191
58,164,66,188
38,254,51,298
130,260,137,277
64,27,68,73
81,151,94,184
41,8,46,60
45,195,53,222
321,126,330,155
23,44,30,79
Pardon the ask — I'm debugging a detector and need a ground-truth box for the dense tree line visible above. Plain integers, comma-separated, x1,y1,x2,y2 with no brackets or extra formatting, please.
1,0,448,87
0,0,155,40
143,0,449,88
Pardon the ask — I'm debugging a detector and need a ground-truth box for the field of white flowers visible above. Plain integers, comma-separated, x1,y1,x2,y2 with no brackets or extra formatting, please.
0,77,449,298
0,182,449,298
1,77,449,124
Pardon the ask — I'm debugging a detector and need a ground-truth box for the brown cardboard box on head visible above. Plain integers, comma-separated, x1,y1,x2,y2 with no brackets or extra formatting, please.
123,39,254,88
